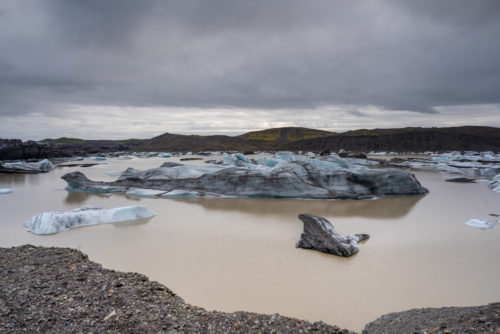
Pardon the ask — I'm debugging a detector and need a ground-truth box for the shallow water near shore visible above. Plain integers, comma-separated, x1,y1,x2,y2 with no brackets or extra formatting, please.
1,155,499,332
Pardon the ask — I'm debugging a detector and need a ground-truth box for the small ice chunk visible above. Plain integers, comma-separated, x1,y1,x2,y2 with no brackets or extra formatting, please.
159,153,172,158
92,157,107,161
24,205,156,234
489,174,500,193
125,188,167,198
465,219,497,229
1,159,54,172
0,188,13,194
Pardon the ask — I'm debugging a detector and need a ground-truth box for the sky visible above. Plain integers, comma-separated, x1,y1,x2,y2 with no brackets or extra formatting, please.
0,0,499,140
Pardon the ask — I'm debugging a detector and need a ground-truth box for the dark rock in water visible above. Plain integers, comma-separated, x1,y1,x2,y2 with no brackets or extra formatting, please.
243,151,255,155
350,153,367,159
338,149,348,158
445,177,476,183
180,157,203,161
320,149,331,156
296,214,369,257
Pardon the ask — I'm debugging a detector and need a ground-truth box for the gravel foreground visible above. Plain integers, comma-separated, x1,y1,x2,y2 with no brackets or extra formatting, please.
0,245,499,334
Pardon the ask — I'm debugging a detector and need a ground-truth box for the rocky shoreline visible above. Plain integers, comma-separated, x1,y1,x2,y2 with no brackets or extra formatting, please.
1,245,499,333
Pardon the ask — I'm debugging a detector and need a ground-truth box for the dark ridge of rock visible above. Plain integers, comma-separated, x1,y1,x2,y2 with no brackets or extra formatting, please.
362,303,500,334
0,245,350,333
296,214,369,257
445,177,476,183
0,138,135,161
284,126,500,153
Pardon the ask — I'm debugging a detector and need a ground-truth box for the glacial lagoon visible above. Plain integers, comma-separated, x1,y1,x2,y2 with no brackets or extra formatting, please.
0,154,499,331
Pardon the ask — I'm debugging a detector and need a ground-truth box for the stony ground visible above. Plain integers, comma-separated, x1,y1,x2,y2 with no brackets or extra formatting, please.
1,245,499,333
0,245,351,333
362,303,500,334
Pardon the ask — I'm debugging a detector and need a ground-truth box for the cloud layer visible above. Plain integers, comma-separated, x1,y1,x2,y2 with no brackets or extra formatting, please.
0,0,499,139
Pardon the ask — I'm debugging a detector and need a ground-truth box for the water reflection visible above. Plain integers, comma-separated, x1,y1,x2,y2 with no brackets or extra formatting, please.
64,191,114,204
173,195,424,219
0,174,27,187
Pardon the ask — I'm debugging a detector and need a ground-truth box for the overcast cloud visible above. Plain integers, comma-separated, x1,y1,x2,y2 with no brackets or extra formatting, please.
0,0,499,140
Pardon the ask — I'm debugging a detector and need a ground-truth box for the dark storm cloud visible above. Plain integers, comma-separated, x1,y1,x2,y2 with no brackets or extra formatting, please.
0,0,499,119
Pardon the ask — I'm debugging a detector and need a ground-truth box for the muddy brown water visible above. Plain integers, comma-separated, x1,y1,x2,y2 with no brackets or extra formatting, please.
1,155,499,332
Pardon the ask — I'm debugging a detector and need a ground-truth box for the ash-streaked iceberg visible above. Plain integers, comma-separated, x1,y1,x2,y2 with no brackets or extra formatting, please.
24,205,156,234
296,214,369,257
490,174,500,193
62,155,428,199
0,159,54,173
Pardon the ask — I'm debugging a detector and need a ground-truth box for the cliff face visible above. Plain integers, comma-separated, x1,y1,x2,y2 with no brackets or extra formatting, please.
285,129,500,152
0,139,132,161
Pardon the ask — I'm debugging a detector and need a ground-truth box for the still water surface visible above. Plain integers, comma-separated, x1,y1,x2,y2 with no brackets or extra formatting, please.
1,156,499,331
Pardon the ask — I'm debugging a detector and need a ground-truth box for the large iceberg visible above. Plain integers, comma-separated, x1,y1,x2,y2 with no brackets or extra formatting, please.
24,205,156,234
62,157,428,199
0,159,54,173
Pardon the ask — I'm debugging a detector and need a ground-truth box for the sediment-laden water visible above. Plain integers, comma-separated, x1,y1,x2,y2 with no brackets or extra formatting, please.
1,155,499,331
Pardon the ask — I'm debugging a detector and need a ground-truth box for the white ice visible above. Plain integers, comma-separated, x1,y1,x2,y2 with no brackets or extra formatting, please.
1,159,54,172
24,205,156,234
465,219,498,229
0,188,13,194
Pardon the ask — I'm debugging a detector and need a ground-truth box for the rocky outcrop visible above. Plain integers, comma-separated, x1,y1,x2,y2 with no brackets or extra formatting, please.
296,214,369,257
62,160,428,199
0,138,133,161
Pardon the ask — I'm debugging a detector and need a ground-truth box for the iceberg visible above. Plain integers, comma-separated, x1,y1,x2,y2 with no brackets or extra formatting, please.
0,159,54,173
0,188,13,194
92,157,107,161
24,205,156,234
62,159,428,200
465,219,498,229
125,188,167,198
489,174,500,193
296,214,369,257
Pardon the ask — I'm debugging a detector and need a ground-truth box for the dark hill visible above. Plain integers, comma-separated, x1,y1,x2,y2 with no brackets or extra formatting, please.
2,126,500,160
285,126,500,152
136,127,333,152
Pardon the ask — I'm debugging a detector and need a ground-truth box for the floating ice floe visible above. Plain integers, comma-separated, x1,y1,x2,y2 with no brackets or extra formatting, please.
465,219,498,229
62,152,428,200
489,174,500,193
92,157,107,161
24,205,156,234
0,188,13,194
0,159,54,173
158,153,172,158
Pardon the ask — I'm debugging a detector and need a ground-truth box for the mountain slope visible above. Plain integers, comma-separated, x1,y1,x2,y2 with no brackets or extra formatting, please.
285,126,500,152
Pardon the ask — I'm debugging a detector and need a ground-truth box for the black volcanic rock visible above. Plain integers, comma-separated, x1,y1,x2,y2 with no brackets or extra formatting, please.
445,177,476,183
296,214,369,257
285,126,500,153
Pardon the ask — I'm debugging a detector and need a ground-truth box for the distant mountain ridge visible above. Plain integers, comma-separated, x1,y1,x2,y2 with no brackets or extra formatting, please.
134,126,500,152
3,126,500,161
